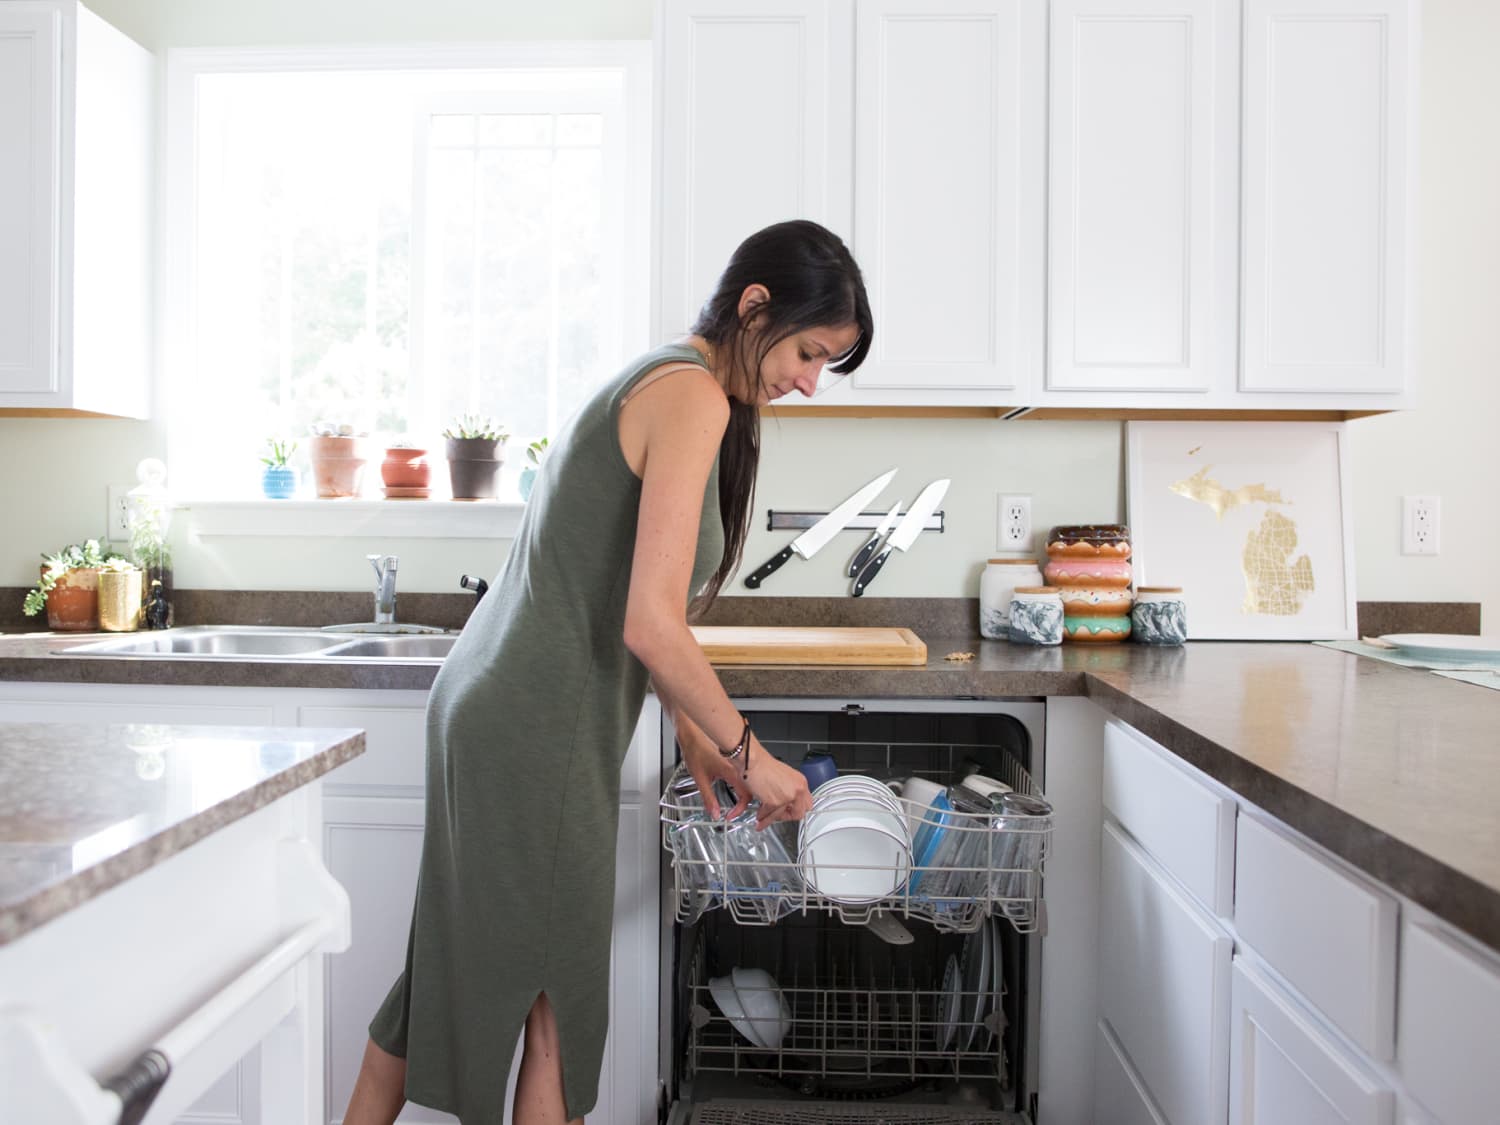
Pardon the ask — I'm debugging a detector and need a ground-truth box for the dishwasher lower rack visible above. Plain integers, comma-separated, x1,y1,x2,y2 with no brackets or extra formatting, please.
682,930,1007,1089
660,740,1052,935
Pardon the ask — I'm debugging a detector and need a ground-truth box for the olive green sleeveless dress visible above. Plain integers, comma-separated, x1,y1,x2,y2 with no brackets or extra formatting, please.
369,344,724,1121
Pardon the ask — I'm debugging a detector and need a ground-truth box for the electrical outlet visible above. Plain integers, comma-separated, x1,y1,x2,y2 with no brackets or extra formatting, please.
1401,495,1440,555
998,494,1033,552
106,485,132,542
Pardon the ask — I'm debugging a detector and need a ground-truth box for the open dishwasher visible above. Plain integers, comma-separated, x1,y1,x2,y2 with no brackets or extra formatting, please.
657,699,1050,1124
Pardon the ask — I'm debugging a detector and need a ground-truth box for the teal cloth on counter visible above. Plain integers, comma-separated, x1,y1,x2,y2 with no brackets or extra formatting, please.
1315,639,1500,692
1433,669,1500,692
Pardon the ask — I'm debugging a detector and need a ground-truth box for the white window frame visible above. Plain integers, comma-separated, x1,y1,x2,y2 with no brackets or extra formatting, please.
162,43,652,539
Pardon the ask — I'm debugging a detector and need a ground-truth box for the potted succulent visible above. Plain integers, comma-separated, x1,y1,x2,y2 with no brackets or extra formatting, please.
519,437,550,501
23,539,130,631
381,439,432,499
308,421,369,498
444,413,509,500
260,437,298,498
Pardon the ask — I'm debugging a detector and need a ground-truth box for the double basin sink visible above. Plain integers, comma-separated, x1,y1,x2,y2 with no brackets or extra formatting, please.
59,626,458,663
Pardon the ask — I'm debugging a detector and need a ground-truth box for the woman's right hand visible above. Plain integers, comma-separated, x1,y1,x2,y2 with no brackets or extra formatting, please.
739,735,813,829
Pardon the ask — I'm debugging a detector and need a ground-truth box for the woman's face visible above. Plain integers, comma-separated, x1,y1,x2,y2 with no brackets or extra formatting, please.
744,323,862,404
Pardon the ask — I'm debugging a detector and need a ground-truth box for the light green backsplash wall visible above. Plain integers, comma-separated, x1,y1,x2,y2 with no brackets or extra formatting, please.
5,0,1495,630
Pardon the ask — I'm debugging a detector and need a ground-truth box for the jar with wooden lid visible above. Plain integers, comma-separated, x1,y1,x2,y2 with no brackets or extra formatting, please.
979,557,1044,640
1008,586,1064,646
1131,586,1187,645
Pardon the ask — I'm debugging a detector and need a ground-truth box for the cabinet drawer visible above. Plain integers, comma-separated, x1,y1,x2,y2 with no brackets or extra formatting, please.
1103,719,1235,914
1234,812,1396,1059
1100,821,1232,1125
1095,1020,1169,1125
299,704,428,791
1397,918,1500,1124
1230,957,1394,1125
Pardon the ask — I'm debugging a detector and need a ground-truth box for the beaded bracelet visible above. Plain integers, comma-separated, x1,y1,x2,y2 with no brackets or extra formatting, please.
718,716,752,776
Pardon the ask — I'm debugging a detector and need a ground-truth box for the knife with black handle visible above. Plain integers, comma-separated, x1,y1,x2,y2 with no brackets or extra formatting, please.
741,469,896,589
851,479,950,597
742,546,796,589
847,503,901,578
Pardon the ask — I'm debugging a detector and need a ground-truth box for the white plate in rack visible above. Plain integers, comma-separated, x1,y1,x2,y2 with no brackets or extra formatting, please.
939,953,962,1050
959,922,991,1052
1377,634,1500,662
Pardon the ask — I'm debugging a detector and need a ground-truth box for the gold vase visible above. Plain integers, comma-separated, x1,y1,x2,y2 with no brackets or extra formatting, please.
98,570,143,632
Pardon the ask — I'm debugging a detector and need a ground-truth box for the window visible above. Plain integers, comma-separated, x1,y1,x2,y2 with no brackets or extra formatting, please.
166,47,648,503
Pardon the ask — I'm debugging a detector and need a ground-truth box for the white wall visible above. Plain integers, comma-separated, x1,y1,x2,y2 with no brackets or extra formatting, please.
3,0,1494,631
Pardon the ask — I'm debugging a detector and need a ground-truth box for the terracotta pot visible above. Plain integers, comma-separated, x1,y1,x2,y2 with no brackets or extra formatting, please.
45,567,100,631
446,437,505,500
309,435,368,498
381,447,432,497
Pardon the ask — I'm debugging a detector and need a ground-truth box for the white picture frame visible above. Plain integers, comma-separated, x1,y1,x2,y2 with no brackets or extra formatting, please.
1125,421,1357,640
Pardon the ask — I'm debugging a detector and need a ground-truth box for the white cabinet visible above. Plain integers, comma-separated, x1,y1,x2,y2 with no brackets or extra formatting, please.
656,0,852,339
656,0,1043,408
1044,0,1234,396
1229,957,1394,1125
1240,0,1414,398
847,0,1042,398
1098,820,1233,1125
0,1,153,417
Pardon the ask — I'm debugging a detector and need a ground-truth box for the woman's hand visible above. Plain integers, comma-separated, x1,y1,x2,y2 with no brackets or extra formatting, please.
678,725,812,828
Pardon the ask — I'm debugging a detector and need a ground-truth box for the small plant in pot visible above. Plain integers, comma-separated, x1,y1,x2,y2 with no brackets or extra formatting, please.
444,413,509,500
23,539,130,631
519,437,550,501
260,437,298,498
308,421,369,498
381,439,432,499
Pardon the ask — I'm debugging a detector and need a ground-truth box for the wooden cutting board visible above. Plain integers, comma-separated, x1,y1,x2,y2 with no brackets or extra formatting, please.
690,625,927,666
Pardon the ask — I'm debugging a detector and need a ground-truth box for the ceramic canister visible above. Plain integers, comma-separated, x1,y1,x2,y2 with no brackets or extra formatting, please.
979,557,1044,640
1008,586,1064,646
1044,524,1133,642
1132,586,1188,645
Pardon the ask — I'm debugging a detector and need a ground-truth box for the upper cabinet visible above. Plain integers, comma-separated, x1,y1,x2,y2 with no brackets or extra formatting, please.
656,0,1419,415
0,1,154,418
1239,0,1413,397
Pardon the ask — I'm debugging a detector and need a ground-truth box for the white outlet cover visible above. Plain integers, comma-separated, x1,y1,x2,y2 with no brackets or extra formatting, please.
1401,494,1440,555
998,493,1033,552
107,485,132,541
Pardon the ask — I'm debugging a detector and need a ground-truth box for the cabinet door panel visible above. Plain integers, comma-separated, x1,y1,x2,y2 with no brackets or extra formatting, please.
0,7,60,393
298,703,427,794
852,0,1032,391
1048,0,1224,392
1241,0,1412,393
658,0,848,337
1099,821,1231,1125
1230,957,1394,1125
1095,1020,1170,1125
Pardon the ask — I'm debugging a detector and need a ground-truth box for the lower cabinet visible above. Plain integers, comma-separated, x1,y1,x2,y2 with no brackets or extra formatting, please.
0,682,662,1125
1094,1020,1169,1125
1098,820,1233,1125
1229,957,1394,1125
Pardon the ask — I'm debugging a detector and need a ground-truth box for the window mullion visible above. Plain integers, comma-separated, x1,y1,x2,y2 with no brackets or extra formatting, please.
468,124,482,415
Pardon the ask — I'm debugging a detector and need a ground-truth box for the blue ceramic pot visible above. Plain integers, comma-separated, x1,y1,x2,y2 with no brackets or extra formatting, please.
262,466,297,499
519,466,537,501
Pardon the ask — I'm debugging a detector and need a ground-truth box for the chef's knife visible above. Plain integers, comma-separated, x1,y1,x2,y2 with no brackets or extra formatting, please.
851,478,950,597
742,469,897,588
848,502,901,578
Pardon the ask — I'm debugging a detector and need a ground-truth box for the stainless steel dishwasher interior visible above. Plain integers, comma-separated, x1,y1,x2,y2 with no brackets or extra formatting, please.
56,626,458,662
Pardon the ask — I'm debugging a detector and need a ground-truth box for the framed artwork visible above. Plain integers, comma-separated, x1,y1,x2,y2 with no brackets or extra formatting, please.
1125,421,1357,640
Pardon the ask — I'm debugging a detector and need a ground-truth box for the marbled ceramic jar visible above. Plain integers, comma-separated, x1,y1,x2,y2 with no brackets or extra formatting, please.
1008,586,1064,646
979,557,1044,640
1132,587,1188,645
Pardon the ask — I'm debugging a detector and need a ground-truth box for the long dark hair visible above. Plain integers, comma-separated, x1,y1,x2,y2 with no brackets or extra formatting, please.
689,220,873,609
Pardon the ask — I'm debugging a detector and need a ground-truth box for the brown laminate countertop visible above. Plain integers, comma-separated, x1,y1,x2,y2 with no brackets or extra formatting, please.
1,630,1498,949
0,721,365,946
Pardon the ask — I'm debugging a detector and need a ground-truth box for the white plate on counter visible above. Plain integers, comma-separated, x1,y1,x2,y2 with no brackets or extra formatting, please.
1377,634,1500,662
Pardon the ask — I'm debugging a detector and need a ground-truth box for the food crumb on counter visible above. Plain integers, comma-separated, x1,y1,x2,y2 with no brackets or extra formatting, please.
943,651,975,662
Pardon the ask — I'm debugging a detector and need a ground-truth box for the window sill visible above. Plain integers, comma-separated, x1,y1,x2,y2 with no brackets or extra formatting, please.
179,499,526,539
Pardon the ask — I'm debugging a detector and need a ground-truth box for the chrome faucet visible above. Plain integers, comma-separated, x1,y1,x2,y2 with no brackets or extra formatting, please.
368,554,399,623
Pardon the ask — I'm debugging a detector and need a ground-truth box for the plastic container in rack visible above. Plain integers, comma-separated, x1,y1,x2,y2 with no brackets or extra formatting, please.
978,557,1044,640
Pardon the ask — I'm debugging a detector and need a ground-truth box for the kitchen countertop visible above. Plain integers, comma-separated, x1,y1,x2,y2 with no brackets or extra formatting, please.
0,721,364,946
2,630,1498,949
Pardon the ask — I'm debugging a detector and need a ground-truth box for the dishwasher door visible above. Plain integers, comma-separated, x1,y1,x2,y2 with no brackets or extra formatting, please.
658,698,1046,1124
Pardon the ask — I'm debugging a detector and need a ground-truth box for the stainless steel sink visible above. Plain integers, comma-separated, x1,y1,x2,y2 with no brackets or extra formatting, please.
59,626,457,663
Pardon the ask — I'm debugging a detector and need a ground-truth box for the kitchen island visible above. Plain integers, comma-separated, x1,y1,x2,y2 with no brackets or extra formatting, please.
0,721,363,1125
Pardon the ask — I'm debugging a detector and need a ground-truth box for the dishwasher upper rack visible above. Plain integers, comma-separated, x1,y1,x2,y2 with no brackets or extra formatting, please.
659,741,1052,935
